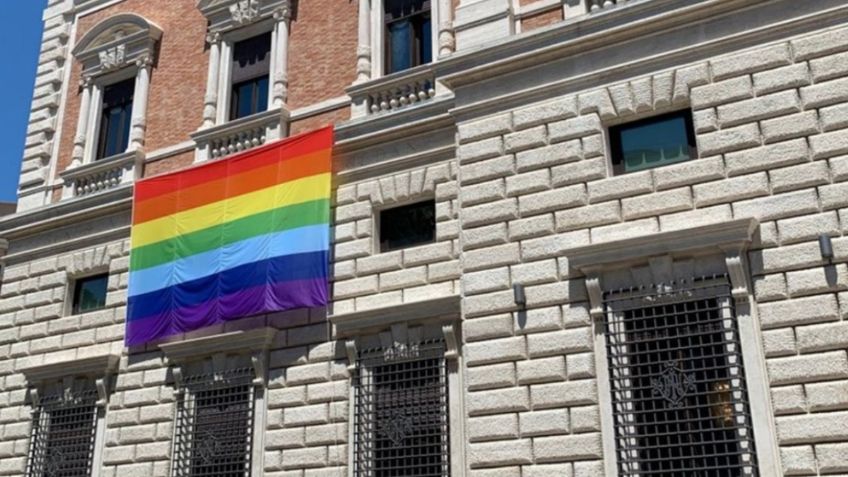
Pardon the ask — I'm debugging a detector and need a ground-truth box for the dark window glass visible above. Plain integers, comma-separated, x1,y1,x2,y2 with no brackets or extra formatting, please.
385,0,432,74
609,110,697,174
96,78,134,160
230,33,271,120
72,274,108,315
604,277,759,476
174,369,255,477
379,200,436,252
26,386,99,477
354,341,450,477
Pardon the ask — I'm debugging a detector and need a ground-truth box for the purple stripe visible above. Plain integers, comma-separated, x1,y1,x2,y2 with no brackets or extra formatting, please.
125,277,328,346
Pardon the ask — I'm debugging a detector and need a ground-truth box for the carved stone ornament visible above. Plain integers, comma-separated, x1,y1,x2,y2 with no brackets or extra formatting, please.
73,14,162,80
230,0,261,25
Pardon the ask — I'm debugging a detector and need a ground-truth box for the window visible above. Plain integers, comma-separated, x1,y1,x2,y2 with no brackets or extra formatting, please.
173,368,255,477
379,200,436,252
230,32,271,121
72,274,108,315
96,78,135,160
609,110,697,174
603,275,758,476
354,339,450,477
385,0,432,74
26,384,99,477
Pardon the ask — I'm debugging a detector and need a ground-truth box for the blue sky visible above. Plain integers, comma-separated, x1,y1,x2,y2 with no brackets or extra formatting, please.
0,1,46,203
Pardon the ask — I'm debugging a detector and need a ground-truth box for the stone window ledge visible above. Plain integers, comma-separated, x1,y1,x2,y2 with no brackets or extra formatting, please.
191,107,289,162
20,354,120,406
59,149,143,199
159,327,278,363
330,294,460,336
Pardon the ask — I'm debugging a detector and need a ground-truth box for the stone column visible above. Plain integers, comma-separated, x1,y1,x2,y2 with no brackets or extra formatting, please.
202,32,222,128
271,6,291,108
70,77,93,168
356,0,372,83
129,55,152,151
438,0,455,57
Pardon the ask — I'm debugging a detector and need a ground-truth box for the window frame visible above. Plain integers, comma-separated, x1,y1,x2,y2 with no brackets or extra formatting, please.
383,0,433,74
377,199,437,253
370,0,440,78
95,77,135,160
608,109,698,175
71,273,109,316
228,32,272,121
215,22,277,125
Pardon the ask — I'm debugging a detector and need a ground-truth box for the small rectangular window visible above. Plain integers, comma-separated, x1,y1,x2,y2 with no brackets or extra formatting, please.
72,274,108,315
384,0,432,74
26,385,99,477
230,32,271,121
379,200,436,252
354,340,450,477
603,276,759,476
609,110,697,174
96,78,135,160
173,369,255,477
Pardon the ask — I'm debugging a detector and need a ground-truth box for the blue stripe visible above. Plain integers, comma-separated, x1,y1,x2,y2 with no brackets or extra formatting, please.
127,224,329,297
127,250,329,323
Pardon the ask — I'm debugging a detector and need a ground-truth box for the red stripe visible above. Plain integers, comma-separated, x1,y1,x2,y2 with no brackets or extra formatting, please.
134,126,333,203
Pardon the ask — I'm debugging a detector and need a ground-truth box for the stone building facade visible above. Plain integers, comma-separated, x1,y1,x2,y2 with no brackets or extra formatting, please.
1,0,848,476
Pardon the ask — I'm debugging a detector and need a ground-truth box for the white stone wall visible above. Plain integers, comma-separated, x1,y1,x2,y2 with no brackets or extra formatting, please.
17,0,73,211
453,25,848,476
332,161,461,314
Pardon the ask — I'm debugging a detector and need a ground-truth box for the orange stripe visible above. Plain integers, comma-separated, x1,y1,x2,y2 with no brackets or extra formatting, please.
134,126,333,203
133,149,330,225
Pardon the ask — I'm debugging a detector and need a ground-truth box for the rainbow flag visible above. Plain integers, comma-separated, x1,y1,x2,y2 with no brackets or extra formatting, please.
125,127,332,346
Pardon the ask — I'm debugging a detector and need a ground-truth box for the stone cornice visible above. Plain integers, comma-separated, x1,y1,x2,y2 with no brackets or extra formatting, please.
330,295,461,336
565,218,759,272
436,0,848,120
20,354,120,383
159,327,278,363
198,0,292,36
73,13,162,81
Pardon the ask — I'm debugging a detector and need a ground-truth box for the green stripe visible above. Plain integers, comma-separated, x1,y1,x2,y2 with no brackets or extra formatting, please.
130,198,330,272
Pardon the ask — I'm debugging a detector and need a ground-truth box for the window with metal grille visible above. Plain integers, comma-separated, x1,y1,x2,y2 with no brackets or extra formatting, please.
603,275,758,476
379,200,436,252
354,339,450,477
173,368,255,477
26,386,99,477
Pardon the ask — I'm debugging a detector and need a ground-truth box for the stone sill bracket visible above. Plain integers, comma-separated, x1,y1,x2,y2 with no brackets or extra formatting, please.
159,327,278,389
21,354,121,407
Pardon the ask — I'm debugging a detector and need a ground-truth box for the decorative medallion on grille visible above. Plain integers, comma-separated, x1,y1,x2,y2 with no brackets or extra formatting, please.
651,361,696,407
379,409,414,447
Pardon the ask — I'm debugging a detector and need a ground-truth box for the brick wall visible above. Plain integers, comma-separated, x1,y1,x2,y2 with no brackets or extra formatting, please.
54,0,209,183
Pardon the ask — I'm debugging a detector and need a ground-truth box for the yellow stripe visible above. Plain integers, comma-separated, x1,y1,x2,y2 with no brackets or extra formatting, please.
131,173,331,248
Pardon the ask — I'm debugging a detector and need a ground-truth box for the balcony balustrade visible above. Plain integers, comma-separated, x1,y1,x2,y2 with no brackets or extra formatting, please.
349,64,444,119
59,150,142,199
191,107,289,162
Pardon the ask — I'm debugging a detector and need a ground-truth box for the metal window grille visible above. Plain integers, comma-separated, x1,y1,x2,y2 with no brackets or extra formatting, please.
603,275,758,477
353,339,450,477
173,368,255,477
26,386,99,477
